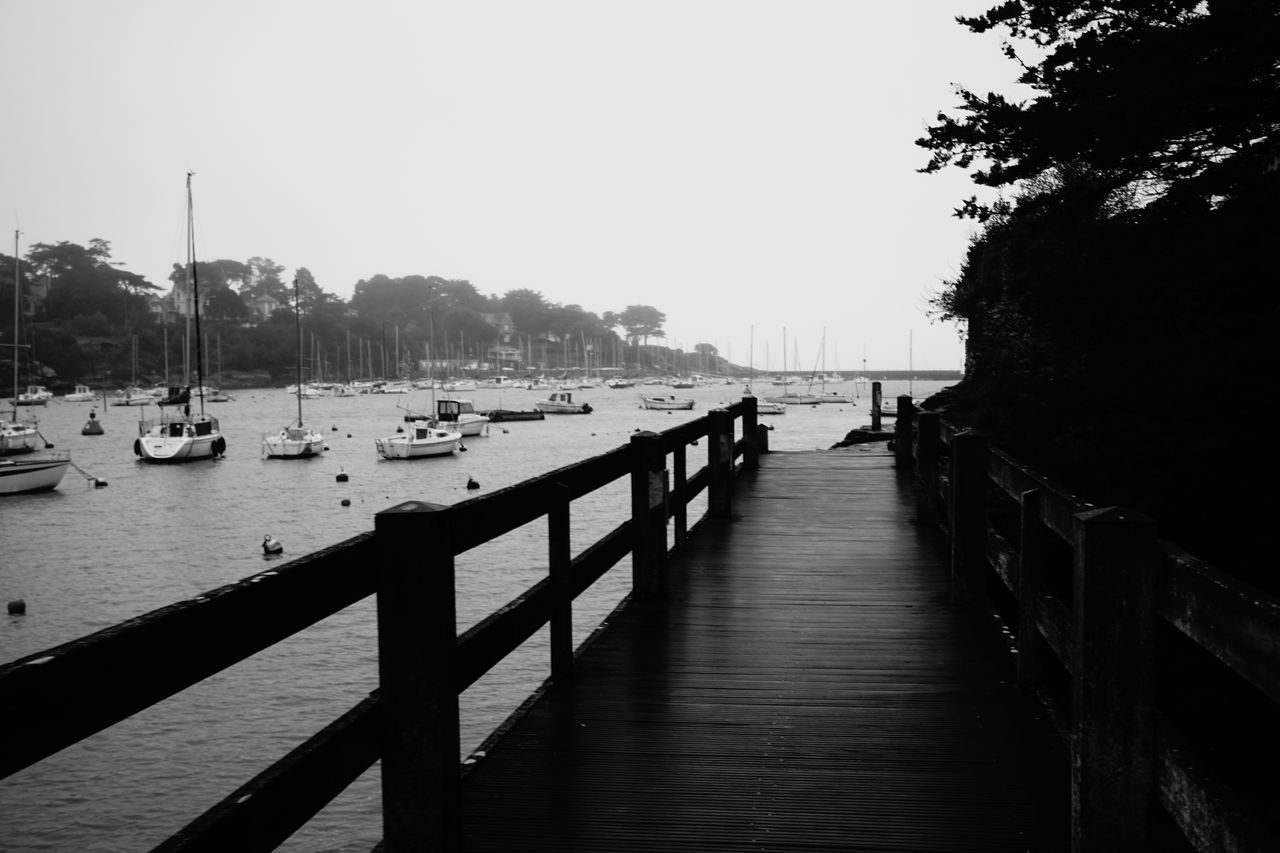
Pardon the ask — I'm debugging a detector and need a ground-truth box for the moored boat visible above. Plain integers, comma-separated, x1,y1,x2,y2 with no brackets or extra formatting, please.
479,408,545,422
15,385,52,406
639,394,695,411
432,399,490,436
63,384,96,403
0,452,69,495
535,391,593,414
374,421,462,459
135,173,227,464
263,276,325,460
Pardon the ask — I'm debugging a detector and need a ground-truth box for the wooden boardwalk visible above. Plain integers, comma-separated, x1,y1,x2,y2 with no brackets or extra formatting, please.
460,449,1069,852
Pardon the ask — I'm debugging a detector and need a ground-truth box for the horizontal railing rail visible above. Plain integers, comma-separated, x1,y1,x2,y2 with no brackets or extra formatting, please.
0,398,766,852
896,396,1280,853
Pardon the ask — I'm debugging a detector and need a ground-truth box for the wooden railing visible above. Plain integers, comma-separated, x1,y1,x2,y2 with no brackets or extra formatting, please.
0,398,766,852
895,397,1280,852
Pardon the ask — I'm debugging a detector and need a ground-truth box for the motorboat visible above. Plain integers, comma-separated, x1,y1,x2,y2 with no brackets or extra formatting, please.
535,391,593,414
375,421,462,459
63,384,96,403
109,387,156,406
433,399,490,436
639,395,695,411
0,452,69,495
755,400,787,415
16,385,52,406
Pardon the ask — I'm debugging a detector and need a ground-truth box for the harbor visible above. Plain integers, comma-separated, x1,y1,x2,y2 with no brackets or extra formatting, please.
1,379,942,851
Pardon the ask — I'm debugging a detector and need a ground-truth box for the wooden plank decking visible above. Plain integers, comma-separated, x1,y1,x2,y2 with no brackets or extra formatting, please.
460,449,1069,852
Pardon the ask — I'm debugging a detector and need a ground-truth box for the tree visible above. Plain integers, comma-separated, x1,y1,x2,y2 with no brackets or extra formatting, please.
917,1,1280,219
245,256,287,302
26,240,158,325
501,289,552,337
618,304,666,346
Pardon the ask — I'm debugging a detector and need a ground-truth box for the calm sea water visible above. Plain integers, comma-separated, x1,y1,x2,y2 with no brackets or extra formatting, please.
0,378,948,851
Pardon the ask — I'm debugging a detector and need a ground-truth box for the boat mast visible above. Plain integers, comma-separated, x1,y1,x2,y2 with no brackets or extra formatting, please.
293,276,303,426
188,171,207,415
11,230,18,420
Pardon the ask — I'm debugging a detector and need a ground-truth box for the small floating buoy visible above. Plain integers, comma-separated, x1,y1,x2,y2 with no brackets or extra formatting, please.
331,425,338,431
396,425,404,433
341,498,351,506
336,468,349,482
262,534,283,555
459,443,468,452
94,478,108,488
7,599,26,615
346,433,352,438
466,476,480,490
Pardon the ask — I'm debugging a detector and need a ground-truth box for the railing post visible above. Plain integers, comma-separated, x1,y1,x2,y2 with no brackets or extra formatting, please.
375,501,461,852
1070,506,1157,853
548,483,573,687
914,411,940,530
949,430,989,604
740,396,759,471
708,409,734,519
871,381,882,432
630,431,668,597
672,444,688,550
893,395,914,469
1016,488,1043,688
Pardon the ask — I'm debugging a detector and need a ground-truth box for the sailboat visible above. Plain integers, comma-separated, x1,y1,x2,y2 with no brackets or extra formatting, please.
766,328,823,405
263,277,325,459
134,173,226,463
743,327,785,415
1,230,69,493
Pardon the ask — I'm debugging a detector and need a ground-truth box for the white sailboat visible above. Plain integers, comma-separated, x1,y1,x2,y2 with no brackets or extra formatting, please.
1,230,68,493
134,173,226,463
766,328,823,405
263,278,325,459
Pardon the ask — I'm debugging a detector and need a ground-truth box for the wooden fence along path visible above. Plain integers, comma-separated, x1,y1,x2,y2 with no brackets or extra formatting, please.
458,449,1068,851
2,392,1277,851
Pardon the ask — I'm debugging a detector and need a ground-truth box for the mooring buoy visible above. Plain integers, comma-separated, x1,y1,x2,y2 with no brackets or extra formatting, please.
7,599,26,615
341,498,351,506
336,467,349,482
467,476,480,490
262,534,283,555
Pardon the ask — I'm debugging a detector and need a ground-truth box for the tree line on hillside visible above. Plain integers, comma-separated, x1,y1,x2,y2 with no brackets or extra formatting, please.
0,237,704,385
918,0,1279,586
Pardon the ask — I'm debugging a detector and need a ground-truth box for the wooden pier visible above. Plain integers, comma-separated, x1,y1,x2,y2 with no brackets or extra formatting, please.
458,449,1067,851
2,391,1277,852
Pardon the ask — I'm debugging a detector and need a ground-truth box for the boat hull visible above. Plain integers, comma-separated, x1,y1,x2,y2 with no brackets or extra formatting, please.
0,455,69,495
640,397,695,410
374,424,462,459
135,414,225,463
262,427,325,459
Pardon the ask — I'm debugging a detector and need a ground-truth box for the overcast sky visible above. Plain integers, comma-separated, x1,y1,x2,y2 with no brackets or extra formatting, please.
2,1,1024,371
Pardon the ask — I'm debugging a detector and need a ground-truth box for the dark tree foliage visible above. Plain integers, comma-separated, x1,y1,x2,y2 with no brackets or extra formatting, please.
919,1,1280,588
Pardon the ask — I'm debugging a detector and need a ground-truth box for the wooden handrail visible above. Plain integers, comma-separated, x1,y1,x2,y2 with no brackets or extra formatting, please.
0,398,763,852
897,405,1280,852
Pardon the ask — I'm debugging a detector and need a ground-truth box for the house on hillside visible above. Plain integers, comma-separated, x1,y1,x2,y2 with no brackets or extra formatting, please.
249,294,282,320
